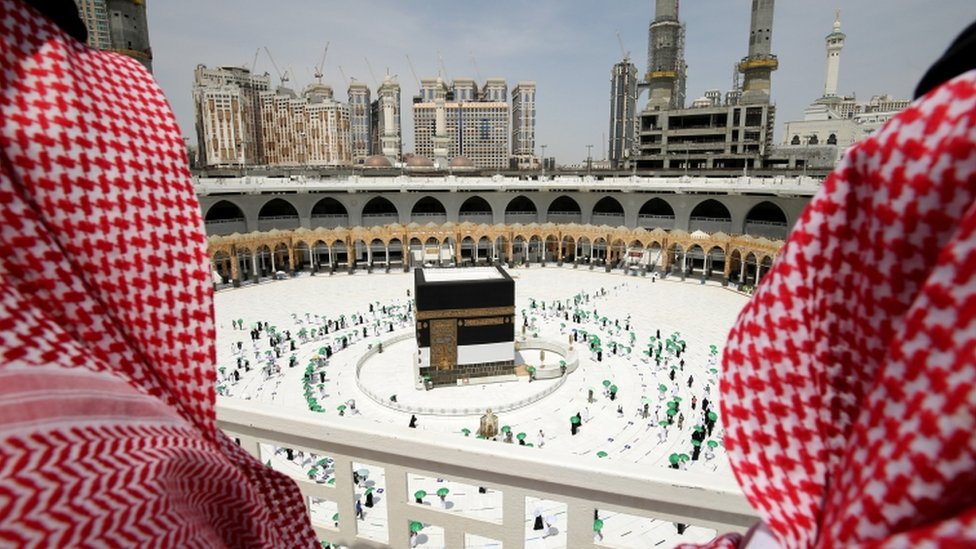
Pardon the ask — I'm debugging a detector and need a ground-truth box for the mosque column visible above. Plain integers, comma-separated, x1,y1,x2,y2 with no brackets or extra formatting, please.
385,244,390,269
454,237,462,265
680,250,687,273
250,250,258,281
288,245,296,272
269,247,276,273
723,249,733,284
230,247,241,288
506,238,513,263
366,242,373,267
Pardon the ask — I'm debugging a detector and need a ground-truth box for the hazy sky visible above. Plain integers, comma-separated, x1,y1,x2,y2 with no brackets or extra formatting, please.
147,1,974,164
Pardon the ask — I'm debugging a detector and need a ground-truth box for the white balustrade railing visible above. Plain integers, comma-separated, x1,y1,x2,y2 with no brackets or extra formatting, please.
216,399,757,549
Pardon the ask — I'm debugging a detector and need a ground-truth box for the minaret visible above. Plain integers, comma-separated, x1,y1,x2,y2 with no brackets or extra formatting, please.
738,0,778,105
432,77,450,168
645,0,686,110
823,10,845,99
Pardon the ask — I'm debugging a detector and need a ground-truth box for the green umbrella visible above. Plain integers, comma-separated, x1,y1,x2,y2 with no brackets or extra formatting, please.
501,425,511,433
694,425,705,433
707,411,718,421
594,519,604,532
669,453,680,465
692,439,702,447
707,439,719,449
410,521,424,533
318,347,327,355
327,478,336,485
516,432,527,441
528,366,536,374
571,415,581,425
710,368,719,374
526,443,534,447
658,384,668,392
667,401,678,409
437,488,450,497
559,360,566,367
414,490,427,500
609,384,618,393
596,451,608,458
678,453,690,462
659,420,670,427
365,487,374,495
332,512,339,522
337,404,346,412
307,467,318,478
602,379,611,387
667,408,678,417
641,397,650,404
265,460,272,469
461,428,471,436
673,396,682,402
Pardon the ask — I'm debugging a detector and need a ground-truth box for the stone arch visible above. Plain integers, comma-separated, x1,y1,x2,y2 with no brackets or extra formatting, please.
504,195,538,224
561,235,576,263
411,196,447,224
689,199,732,233
477,236,493,265
254,244,273,278
706,245,726,280
362,196,399,226
311,197,349,229
294,240,311,271
728,249,743,283
592,196,625,228
312,240,330,271
459,196,494,223
460,236,477,264
212,250,232,284
578,236,592,263
544,234,560,263
639,198,676,230
387,238,404,268
257,198,300,231
273,242,291,274
369,238,386,267
667,243,685,275
546,195,582,224
609,238,627,265
744,201,789,240
331,239,349,267
236,247,254,281
204,200,247,235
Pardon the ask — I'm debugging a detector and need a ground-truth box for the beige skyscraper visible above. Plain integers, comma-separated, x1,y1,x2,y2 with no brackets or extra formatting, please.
193,65,270,168
511,82,537,170
74,0,152,72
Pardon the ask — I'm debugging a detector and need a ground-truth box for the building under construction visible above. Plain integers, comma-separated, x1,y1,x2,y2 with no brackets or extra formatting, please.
611,0,780,172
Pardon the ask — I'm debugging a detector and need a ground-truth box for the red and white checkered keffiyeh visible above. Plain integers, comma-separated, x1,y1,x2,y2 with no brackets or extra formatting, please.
0,1,318,546
686,71,976,548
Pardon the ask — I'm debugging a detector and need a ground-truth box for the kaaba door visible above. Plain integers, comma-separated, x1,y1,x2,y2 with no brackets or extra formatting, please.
430,319,458,370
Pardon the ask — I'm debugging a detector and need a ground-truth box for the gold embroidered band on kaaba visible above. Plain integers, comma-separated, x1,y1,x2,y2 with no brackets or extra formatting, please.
415,306,515,321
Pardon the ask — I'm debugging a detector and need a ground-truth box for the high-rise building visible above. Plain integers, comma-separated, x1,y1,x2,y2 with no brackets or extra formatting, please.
608,60,639,167
74,0,153,72
413,77,512,170
637,1,777,171
260,84,352,168
370,75,403,162
193,65,271,168
75,0,110,49
347,81,372,164
645,0,687,110
511,82,537,170
738,0,778,105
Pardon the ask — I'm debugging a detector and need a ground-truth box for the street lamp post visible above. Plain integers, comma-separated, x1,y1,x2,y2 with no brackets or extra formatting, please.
541,144,547,178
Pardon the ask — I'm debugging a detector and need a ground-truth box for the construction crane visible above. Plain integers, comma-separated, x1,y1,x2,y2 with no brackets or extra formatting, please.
469,52,483,82
616,32,630,62
405,54,421,88
249,47,260,73
263,47,289,88
437,51,448,81
338,65,352,88
313,42,330,83
364,57,379,88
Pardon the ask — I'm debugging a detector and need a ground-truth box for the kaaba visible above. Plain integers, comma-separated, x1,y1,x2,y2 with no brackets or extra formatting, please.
415,266,515,386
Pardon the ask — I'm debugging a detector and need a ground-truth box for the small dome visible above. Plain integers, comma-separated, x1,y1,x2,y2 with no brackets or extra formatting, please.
406,155,434,168
363,155,392,168
449,156,475,168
